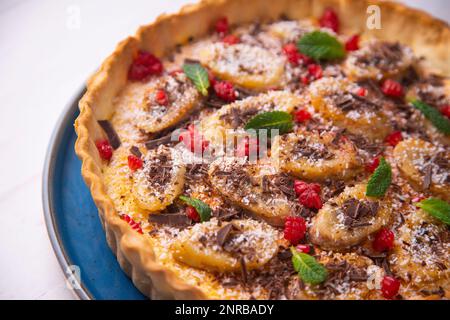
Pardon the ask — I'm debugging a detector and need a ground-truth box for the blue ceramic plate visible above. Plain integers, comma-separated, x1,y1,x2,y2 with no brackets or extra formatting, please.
42,88,147,300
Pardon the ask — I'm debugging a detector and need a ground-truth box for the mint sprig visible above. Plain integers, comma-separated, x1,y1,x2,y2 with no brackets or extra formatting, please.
366,157,392,198
244,111,293,137
297,31,345,61
291,247,328,285
411,100,450,135
179,195,212,222
415,198,450,225
182,63,210,96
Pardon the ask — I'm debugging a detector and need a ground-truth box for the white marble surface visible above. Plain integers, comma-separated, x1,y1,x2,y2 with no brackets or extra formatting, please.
0,0,447,300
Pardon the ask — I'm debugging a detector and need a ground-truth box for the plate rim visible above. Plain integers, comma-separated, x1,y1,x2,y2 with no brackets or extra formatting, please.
42,86,92,300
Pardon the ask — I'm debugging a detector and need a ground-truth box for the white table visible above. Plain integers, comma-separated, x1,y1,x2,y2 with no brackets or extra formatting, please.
0,0,447,300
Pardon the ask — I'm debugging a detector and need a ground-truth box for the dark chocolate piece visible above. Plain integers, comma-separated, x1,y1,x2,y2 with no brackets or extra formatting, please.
98,120,121,149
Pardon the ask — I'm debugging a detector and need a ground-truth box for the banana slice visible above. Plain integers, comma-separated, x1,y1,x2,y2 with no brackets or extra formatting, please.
310,77,392,141
208,157,298,226
393,138,450,200
132,145,186,212
172,218,281,272
309,184,392,250
267,20,314,42
198,43,284,90
272,129,362,181
389,208,449,296
134,72,200,134
201,90,300,148
344,40,414,80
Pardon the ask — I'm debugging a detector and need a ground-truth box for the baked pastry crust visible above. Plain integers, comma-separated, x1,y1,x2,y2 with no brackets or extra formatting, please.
74,0,450,299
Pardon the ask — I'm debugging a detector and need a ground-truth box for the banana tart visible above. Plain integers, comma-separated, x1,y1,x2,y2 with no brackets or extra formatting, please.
75,0,450,300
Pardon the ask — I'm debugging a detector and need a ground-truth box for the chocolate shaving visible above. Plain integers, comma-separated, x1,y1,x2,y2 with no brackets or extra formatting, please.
342,199,379,228
420,287,445,297
184,58,201,65
130,146,142,158
145,134,174,150
98,120,121,149
239,256,248,284
217,223,235,247
422,164,432,190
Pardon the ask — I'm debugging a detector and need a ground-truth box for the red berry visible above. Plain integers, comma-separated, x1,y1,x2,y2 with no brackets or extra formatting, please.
186,206,200,222
207,69,216,87
372,228,395,252
282,43,312,66
319,8,339,33
214,80,237,102
215,17,229,36
440,105,450,119
307,64,323,80
236,136,259,158
366,156,380,173
381,79,404,98
128,155,143,171
294,180,321,196
96,139,113,161
345,34,360,51
222,34,240,45
128,51,163,81
381,276,400,299
299,189,323,210
385,131,403,147
356,87,367,97
121,214,143,234
294,109,312,123
179,125,209,154
155,89,169,106
296,244,311,253
284,216,307,245
300,75,310,85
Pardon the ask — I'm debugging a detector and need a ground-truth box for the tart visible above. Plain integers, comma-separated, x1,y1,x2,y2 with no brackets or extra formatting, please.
75,0,450,300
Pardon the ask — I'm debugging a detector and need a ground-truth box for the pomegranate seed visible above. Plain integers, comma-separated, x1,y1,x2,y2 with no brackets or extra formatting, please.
236,136,259,158
296,244,311,253
284,216,307,245
121,214,143,234
155,89,169,106
381,79,404,98
356,87,367,97
222,34,240,45
128,51,163,81
215,17,229,36
294,109,312,123
440,105,450,119
366,156,380,173
96,139,113,161
300,75,310,85
345,34,360,51
282,43,312,66
186,206,200,222
128,155,143,171
307,64,323,80
214,80,237,102
319,8,339,33
373,228,395,252
381,276,400,299
385,131,403,147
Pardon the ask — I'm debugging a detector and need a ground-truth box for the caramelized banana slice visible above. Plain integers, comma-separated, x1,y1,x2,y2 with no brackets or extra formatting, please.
393,138,450,200
132,145,185,212
172,218,281,272
135,72,200,133
208,157,298,226
310,77,392,141
309,184,392,250
272,129,362,181
389,209,449,297
344,40,414,80
201,91,300,147
267,20,313,42
199,43,284,90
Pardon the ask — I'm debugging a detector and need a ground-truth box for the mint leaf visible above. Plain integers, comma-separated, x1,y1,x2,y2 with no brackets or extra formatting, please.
415,198,450,225
182,63,210,96
366,157,392,197
179,195,212,222
411,100,450,135
291,247,328,285
297,31,345,60
244,111,293,137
